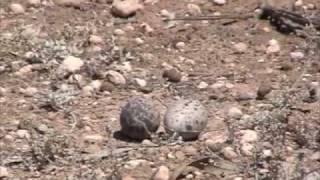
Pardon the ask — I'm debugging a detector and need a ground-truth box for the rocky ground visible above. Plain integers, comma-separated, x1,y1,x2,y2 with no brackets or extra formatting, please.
0,0,320,179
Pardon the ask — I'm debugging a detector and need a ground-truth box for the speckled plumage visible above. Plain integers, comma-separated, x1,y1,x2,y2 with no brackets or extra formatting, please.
120,97,160,140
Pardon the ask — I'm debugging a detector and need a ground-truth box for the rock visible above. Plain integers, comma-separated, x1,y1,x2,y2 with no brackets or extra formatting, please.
227,106,243,119
187,4,201,15
257,83,272,100
290,51,304,60
241,143,254,156
0,87,6,97
183,146,198,156
90,80,102,91
135,38,144,44
114,29,126,36
234,42,248,53
153,166,170,180
83,134,104,145
111,0,143,18
164,99,208,140
60,56,84,73
303,171,320,180
37,124,49,134
175,42,186,50
140,23,154,34
213,0,226,5
107,70,126,85
295,0,303,7
0,166,9,178
89,35,104,45
9,3,25,14
222,146,238,160
205,132,228,152
27,0,41,7
16,130,31,139
197,81,209,89
239,130,258,144
262,149,272,158
266,39,280,54
15,65,33,77
125,159,148,169
142,139,156,146
22,87,38,97
82,86,94,96
120,97,160,140
163,69,182,82
233,84,257,101
135,78,147,87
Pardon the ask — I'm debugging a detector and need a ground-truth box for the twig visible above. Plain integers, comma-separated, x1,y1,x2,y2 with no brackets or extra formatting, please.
164,14,253,22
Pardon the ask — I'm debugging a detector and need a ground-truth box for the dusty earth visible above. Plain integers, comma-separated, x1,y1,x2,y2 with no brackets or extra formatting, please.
0,0,320,179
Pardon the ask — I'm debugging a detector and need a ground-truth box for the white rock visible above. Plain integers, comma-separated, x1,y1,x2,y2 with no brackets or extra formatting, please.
175,42,186,50
210,81,225,89
107,70,126,85
82,85,94,96
114,29,125,36
0,166,9,178
27,0,41,7
141,23,154,34
135,37,144,44
23,87,38,97
125,159,148,169
61,56,84,73
153,165,170,180
241,143,254,156
16,130,31,139
290,51,304,60
266,39,280,54
83,134,104,144
222,146,238,160
0,87,7,97
262,149,272,158
89,35,104,44
135,78,147,87
213,0,226,5
197,81,208,89
227,107,243,119
187,4,201,15
160,9,174,19
295,0,303,7
234,42,248,53
9,3,25,14
239,129,258,144
111,0,144,18
90,80,102,91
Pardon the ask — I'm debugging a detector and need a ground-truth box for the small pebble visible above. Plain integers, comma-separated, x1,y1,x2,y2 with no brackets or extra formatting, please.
266,39,280,54
0,166,9,178
60,56,84,73
197,81,208,89
89,35,104,44
187,4,201,15
239,129,258,144
114,29,126,36
227,106,243,119
213,0,226,5
135,78,147,87
107,70,126,85
175,42,186,50
153,165,170,180
290,51,304,60
111,0,143,18
241,143,254,156
222,146,238,160
257,83,272,100
37,124,48,134
9,3,25,14
234,42,248,53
